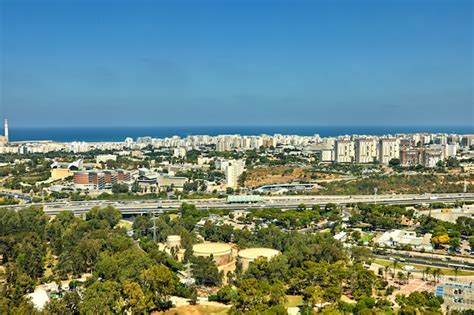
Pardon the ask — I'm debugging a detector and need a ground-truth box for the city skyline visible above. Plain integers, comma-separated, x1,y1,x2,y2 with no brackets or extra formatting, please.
1,0,472,127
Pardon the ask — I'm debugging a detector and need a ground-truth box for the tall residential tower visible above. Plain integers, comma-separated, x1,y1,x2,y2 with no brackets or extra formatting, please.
4,119,9,143
0,119,8,144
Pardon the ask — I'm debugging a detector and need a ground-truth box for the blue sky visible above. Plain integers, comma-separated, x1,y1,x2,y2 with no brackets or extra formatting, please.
1,0,472,127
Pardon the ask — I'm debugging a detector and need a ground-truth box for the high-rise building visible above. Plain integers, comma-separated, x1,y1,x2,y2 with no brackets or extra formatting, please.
355,138,377,163
4,119,8,143
0,119,8,144
461,135,474,148
335,140,354,163
225,159,245,188
443,144,457,158
378,138,400,164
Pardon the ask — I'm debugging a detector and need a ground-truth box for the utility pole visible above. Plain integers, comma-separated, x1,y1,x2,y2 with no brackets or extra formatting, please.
149,207,163,243
374,187,378,206
149,208,158,242
428,194,432,218
463,179,467,207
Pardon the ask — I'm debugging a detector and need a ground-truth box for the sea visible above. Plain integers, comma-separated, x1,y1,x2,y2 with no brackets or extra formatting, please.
9,125,474,142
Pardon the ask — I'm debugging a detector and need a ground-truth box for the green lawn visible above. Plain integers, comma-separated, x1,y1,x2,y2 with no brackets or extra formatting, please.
285,295,303,308
163,305,229,314
360,232,375,243
118,220,133,229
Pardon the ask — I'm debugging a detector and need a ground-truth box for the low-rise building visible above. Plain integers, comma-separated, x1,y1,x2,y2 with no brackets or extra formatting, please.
374,229,433,251
73,169,131,190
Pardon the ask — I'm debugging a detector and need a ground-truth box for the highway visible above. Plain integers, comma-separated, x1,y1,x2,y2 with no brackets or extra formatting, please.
1,192,473,216
374,254,474,272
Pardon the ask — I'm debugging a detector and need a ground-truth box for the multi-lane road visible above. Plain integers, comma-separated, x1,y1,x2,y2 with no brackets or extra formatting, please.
1,192,473,216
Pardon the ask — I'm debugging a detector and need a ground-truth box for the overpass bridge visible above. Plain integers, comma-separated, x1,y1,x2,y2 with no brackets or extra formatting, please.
1,193,473,216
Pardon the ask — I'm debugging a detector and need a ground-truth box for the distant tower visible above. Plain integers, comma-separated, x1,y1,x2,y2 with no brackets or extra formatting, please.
4,119,8,143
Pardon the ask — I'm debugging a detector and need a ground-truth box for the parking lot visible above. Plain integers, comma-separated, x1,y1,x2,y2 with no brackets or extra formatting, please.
436,282,474,311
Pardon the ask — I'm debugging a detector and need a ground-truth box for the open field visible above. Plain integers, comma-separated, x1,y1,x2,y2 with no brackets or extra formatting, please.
243,166,340,188
360,232,375,243
160,305,229,315
285,295,303,308
318,174,474,195
117,219,132,229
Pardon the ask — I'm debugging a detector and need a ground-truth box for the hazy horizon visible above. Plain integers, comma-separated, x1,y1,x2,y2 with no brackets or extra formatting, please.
7,125,474,142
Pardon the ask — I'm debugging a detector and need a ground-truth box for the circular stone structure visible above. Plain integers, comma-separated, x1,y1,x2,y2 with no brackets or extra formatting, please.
166,235,182,249
192,242,233,266
238,248,280,270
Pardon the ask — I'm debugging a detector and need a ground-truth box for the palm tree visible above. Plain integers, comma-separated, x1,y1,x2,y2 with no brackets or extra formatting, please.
396,271,406,290
406,271,413,284
436,268,444,283
424,267,432,282
384,265,391,280
432,268,443,284
453,265,460,281
392,260,399,279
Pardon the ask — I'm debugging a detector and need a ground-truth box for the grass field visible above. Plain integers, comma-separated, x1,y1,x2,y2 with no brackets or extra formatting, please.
118,219,133,229
161,305,229,314
285,295,303,308
360,232,375,243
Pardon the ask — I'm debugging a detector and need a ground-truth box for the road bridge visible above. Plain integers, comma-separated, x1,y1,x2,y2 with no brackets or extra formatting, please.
1,193,473,216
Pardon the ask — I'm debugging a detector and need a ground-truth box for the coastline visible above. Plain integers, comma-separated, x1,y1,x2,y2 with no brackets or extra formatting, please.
8,125,474,142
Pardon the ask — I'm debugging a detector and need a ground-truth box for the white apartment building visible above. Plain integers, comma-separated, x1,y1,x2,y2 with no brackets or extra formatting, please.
378,138,399,164
96,154,117,165
172,147,187,158
315,148,334,162
335,140,354,163
312,142,334,162
443,144,457,158
225,159,245,189
355,139,378,163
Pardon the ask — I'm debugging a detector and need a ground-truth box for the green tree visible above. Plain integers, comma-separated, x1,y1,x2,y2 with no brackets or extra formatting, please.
80,280,122,314
3,263,35,303
43,299,68,315
122,281,149,314
210,285,238,304
449,237,461,252
112,183,129,194
389,158,401,167
230,278,287,313
302,285,324,309
191,256,222,286
139,264,176,310
86,206,122,228
132,215,151,239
